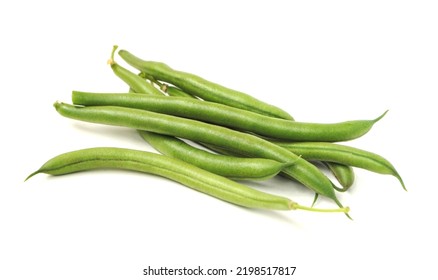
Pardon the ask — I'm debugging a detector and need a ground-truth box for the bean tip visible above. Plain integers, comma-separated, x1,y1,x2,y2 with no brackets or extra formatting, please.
24,171,39,182
53,101,62,111
311,193,319,207
398,176,407,191
374,110,389,123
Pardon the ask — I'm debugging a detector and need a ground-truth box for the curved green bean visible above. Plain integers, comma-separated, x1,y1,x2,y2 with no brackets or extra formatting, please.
323,162,355,192
108,46,162,96
275,142,405,190
54,102,349,213
72,92,385,142
117,48,294,120
138,131,291,180
25,147,347,213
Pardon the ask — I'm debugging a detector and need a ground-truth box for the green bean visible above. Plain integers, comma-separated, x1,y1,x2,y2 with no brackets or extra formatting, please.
194,142,355,191
323,162,355,192
275,142,405,190
25,147,347,213
117,48,294,120
72,92,385,142
54,102,349,213
108,46,162,96
138,131,291,180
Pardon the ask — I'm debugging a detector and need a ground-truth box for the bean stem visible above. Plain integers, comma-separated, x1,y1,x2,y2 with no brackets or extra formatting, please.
291,202,349,213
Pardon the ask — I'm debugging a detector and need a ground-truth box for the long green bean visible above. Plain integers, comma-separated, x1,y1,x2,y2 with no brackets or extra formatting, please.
117,47,294,120
72,91,385,142
25,147,347,213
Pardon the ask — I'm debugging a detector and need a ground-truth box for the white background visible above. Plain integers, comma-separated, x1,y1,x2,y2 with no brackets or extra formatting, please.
1,1,437,279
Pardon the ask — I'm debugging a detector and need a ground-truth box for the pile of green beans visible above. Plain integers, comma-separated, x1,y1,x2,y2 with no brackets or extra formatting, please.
26,45,407,219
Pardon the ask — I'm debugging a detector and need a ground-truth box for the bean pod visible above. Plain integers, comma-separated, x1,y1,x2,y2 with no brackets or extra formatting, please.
72,91,385,142
117,48,294,120
25,147,348,213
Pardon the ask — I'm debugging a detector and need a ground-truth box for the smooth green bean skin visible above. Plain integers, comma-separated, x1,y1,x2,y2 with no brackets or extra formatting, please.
118,49,294,120
138,131,290,180
25,147,293,210
72,92,384,142
324,162,355,192
276,142,405,190
54,102,346,209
